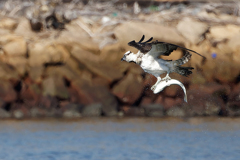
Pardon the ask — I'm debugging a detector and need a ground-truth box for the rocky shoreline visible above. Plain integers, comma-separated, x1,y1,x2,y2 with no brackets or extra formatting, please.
0,0,240,119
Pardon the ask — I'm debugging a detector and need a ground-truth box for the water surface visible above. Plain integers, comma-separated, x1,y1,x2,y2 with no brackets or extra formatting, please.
0,118,239,160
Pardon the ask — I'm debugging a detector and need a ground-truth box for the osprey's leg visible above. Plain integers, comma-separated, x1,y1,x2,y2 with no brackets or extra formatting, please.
162,72,171,82
151,77,161,91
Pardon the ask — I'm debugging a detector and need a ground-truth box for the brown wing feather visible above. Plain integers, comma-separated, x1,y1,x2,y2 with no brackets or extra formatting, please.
128,35,206,59
152,41,206,59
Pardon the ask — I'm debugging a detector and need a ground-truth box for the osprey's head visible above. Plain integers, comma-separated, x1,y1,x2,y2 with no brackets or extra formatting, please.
121,51,137,63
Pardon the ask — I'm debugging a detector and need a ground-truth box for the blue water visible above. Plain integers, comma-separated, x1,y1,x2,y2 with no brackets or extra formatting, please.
0,118,239,160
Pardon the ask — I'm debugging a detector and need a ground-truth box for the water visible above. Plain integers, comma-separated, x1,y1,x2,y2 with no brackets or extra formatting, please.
0,118,239,160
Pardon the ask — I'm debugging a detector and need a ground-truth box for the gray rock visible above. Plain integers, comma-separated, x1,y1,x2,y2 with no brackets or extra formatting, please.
13,110,24,119
81,103,102,117
142,104,164,117
166,107,186,117
62,103,83,118
63,110,81,118
0,108,11,118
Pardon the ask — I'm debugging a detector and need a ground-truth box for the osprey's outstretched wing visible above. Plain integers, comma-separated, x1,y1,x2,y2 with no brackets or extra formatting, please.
128,35,206,59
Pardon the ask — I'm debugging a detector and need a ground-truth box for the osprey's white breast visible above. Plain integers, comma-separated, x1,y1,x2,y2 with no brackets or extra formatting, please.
140,54,169,77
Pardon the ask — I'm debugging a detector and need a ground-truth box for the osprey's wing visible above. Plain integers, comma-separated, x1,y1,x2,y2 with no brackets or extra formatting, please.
148,41,178,58
149,41,206,59
128,35,206,59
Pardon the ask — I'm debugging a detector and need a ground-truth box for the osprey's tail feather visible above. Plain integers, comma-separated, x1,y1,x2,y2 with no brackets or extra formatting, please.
173,51,192,66
175,66,194,77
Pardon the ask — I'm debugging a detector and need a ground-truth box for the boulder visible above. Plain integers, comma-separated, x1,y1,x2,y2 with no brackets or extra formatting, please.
28,66,44,83
198,43,239,83
2,38,27,57
81,103,102,117
226,84,240,116
42,75,70,99
122,106,145,117
114,21,186,51
166,107,186,117
14,17,37,38
38,95,58,109
62,103,82,118
0,61,20,80
177,17,209,44
45,65,83,82
0,18,18,30
0,79,17,102
28,42,70,67
0,56,27,76
20,83,41,108
112,72,144,104
207,25,240,42
71,79,118,116
71,46,123,82
0,108,11,118
163,97,183,109
142,104,164,117
185,89,223,116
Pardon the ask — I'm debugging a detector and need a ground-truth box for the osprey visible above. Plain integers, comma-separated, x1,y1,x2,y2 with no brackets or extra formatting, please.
121,35,206,91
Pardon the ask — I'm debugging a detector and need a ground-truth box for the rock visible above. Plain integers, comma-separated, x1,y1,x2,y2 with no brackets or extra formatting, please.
226,85,240,116
71,46,123,82
30,107,43,117
38,96,58,109
177,18,209,44
0,108,11,118
27,66,44,83
62,103,82,118
0,56,27,76
112,72,144,105
42,75,70,99
92,85,118,116
163,84,183,97
100,43,124,62
13,110,24,119
122,106,145,116
28,42,70,67
57,20,99,53
63,110,81,118
0,18,18,30
142,104,164,117
20,83,41,108
166,107,185,117
81,103,102,117
14,17,37,38
227,33,240,65
72,78,118,116
207,25,240,42
0,79,17,102
198,43,239,83
0,60,20,80
189,83,230,100
2,38,27,57
115,21,186,51
163,97,181,109
45,65,82,82
186,89,223,116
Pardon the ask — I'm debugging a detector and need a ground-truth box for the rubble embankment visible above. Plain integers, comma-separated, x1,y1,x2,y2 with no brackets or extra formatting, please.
0,0,240,118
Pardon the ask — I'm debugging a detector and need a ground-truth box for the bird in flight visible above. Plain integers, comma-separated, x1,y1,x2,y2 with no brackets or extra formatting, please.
121,35,206,91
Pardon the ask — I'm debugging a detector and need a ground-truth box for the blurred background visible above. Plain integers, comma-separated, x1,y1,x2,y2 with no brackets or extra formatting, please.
0,0,239,118
0,0,240,159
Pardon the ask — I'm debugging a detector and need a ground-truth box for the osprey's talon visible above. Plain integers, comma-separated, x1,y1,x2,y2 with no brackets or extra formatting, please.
162,74,171,82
